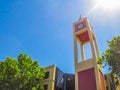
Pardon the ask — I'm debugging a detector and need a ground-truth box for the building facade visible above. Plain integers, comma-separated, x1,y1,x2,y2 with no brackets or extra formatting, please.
42,65,56,90
104,73,120,90
41,65,75,90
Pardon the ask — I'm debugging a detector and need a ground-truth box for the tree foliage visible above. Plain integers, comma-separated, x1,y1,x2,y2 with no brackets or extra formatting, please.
98,36,120,76
0,53,46,90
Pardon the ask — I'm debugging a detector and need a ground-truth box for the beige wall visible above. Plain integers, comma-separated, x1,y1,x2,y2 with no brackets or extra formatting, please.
105,73,120,90
41,65,56,90
105,74,112,90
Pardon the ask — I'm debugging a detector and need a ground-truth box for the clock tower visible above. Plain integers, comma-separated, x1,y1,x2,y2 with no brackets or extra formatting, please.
73,17,105,90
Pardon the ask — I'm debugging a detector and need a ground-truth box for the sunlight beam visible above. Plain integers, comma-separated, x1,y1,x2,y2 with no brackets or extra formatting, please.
96,0,120,11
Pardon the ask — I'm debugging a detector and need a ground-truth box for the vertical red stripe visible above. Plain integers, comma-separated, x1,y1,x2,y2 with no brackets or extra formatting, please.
99,71,105,90
78,68,96,90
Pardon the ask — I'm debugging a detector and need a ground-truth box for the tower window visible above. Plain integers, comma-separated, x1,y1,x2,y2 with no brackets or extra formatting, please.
43,84,48,90
44,72,49,79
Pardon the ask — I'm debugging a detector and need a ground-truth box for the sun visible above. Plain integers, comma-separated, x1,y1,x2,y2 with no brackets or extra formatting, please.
96,0,120,11
86,0,120,16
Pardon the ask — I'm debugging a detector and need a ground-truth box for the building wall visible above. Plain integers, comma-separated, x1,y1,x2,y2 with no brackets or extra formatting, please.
41,65,75,90
99,70,106,90
63,73,75,90
112,74,120,90
55,67,64,90
104,73,120,90
78,68,96,90
42,65,56,90
105,74,114,90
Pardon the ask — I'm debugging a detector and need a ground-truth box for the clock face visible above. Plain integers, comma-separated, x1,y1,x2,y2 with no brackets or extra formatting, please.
78,23,84,29
74,20,86,32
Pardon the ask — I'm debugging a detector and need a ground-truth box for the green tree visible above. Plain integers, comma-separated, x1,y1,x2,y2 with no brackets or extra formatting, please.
0,53,46,90
98,36,120,76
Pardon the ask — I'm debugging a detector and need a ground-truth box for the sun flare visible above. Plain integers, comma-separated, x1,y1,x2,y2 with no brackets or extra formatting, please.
96,0,120,11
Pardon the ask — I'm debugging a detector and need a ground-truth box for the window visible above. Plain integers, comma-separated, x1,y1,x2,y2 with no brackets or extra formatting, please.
44,72,49,79
106,87,108,90
104,75,107,80
43,84,48,90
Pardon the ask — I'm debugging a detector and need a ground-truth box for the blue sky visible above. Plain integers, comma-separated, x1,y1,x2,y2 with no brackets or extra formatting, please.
0,0,120,74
